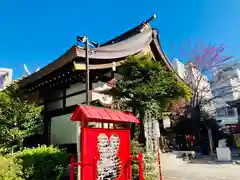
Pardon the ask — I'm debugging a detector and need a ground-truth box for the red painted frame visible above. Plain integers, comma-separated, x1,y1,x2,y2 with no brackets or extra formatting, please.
81,127,131,179
70,105,142,180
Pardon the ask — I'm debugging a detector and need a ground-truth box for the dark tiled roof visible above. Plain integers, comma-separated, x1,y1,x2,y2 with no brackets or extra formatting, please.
19,16,187,89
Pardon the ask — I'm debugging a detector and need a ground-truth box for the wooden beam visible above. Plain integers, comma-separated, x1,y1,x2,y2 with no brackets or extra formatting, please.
73,60,126,70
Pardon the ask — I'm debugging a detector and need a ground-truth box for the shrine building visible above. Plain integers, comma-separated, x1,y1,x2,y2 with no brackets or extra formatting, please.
19,15,185,152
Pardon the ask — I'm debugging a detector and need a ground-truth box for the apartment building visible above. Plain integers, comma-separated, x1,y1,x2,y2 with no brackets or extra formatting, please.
0,68,13,90
212,61,240,125
172,59,214,115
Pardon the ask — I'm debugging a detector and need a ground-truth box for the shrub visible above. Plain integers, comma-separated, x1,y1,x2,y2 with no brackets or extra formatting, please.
0,147,11,155
143,152,160,180
14,145,68,180
131,140,144,180
131,140,160,180
0,155,23,180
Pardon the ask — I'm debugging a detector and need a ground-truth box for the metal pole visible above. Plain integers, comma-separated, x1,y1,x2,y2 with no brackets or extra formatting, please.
77,37,90,180
85,37,90,105
158,151,163,180
77,122,81,180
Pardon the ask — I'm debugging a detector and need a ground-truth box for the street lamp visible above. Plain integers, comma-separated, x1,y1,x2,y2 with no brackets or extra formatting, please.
77,36,99,105
77,36,90,105
76,36,98,180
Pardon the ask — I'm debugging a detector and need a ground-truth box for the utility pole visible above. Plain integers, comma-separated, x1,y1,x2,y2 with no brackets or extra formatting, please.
85,36,90,105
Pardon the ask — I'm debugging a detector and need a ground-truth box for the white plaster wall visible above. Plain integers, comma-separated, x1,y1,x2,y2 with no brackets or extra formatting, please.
65,81,114,107
50,113,78,144
66,82,85,95
66,93,86,107
47,81,112,110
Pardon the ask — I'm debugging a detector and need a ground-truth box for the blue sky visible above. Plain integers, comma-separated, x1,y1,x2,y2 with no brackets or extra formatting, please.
0,0,239,79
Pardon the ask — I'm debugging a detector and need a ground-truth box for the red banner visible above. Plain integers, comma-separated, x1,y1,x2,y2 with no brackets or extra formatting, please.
82,128,131,180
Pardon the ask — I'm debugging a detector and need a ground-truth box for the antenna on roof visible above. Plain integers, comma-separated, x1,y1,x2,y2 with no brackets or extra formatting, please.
23,64,40,76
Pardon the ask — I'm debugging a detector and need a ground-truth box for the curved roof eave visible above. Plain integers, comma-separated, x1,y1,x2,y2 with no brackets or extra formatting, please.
151,28,190,88
19,30,153,88
19,28,190,89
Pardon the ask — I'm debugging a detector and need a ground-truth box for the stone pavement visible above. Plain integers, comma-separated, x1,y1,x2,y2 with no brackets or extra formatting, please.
161,153,240,180
162,163,240,180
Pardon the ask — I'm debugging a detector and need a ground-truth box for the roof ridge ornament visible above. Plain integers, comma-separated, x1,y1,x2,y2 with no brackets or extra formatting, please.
23,64,40,76
101,14,156,46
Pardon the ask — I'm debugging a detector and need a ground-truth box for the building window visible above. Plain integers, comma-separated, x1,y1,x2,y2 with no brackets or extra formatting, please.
212,86,232,97
217,107,226,117
216,106,235,117
226,106,235,116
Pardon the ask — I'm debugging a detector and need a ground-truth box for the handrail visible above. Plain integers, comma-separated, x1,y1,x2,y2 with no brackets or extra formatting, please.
70,153,144,180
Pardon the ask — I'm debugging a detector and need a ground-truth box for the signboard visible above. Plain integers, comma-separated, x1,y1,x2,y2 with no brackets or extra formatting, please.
144,110,160,152
163,115,171,129
82,128,131,180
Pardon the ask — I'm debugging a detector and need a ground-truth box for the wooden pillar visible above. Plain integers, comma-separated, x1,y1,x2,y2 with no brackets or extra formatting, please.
63,89,66,109
43,113,51,145
43,99,51,145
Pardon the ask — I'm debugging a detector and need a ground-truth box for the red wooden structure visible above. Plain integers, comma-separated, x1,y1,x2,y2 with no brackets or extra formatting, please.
70,105,143,180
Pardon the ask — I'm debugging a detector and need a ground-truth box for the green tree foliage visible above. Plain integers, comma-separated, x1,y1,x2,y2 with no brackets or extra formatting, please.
109,54,191,141
111,54,191,118
0,82,42,151
131,140,160,180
